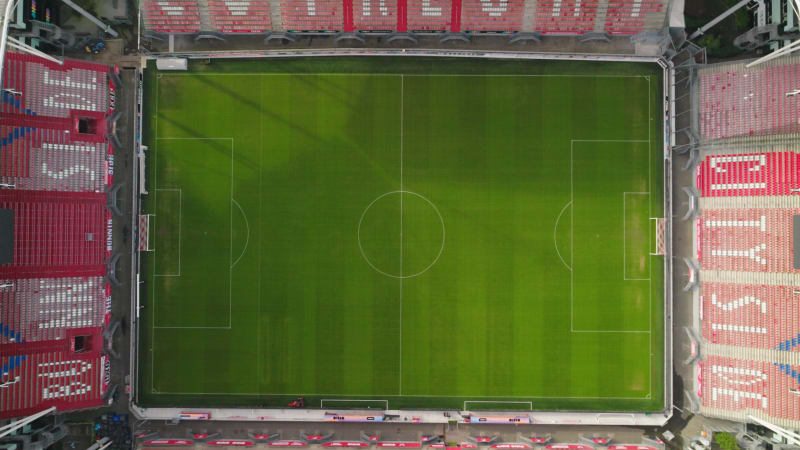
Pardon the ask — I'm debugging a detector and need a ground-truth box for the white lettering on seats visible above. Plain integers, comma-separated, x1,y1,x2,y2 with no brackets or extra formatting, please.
42,380,93,399
631,0,642,17
480,0,507,17
711,388,767,409
37,278,99,329
38,359,95,399
224,0,249,15
41,163,96,181
43,93,98,111
157,1,185,15
552,0,561,15
43,71,97,91
711,243,767,265
712,365,767,385
421,0,441,16
362,0,388,16
709,154,768,191
710,323,767,334
711,294,766,314
42,142,97,152
704,216,766,232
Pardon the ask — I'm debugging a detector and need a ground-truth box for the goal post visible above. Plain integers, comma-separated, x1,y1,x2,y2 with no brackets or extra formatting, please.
650,217,666,255
138,214,154,252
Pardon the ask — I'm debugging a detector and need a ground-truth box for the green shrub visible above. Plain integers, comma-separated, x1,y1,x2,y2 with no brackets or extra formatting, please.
714,432,739,450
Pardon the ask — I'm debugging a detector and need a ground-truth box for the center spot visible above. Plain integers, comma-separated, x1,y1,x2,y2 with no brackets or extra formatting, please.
358,190,445,279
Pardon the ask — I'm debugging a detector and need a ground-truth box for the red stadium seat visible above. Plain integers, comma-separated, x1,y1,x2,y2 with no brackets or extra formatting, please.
700,62,800,140
534,0,597,34
142,0,202,33
700,356,800,423
208,0,271,33
460,0,523,32
701,283,800,350
698,208,799,273
696,152,799,197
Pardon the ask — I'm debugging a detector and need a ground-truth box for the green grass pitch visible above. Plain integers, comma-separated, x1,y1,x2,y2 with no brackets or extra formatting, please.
138,57,665,412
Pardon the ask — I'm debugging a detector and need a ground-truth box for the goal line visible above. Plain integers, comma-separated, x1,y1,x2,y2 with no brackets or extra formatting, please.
464,400,533,411
320,399,389,410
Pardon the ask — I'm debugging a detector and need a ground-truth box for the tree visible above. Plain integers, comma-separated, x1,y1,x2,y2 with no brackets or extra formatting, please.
714,432,739,450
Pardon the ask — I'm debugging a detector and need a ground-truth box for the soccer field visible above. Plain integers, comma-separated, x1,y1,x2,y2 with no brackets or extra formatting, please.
137,57,665,412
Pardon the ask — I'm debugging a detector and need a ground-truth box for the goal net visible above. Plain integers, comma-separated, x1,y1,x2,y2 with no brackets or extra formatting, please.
138,214,154,251
653,217,666,255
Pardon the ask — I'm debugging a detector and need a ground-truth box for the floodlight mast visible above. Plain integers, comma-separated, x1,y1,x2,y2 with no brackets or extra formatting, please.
747,415,800,446
0,0,19,92
0,0,65,92
0,407,57,439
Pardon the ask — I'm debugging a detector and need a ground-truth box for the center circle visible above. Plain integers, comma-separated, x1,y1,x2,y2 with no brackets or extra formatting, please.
357,190,445,279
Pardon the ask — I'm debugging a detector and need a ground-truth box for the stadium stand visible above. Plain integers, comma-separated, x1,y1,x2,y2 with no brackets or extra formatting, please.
699,57,800,140
280,0,344,31
698,208,798,273
208,0,272,33
699,356,800,423
460,0,524,32
0,352,109,419
603,0,664,35
406,0,452,31
701,283,800,350
0,52,115,420
352,0,398,31
695,152,799,197
0,276,110,344
0,190,108,279
0,129,109,193
695,57,800,430
2,53,110,117
142,0,202,34
137,0,673,35
138,0,672,35
534,0,597,35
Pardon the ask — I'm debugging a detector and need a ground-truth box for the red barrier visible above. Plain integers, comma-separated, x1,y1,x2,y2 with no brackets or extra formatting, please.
608,446,659,450
270,441,308,447
324,443,369,447
545,446,592,450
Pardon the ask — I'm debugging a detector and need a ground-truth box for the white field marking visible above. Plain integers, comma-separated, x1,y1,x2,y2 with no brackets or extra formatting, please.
553,201,573,271
321,399,390,409
647,76,652,399
151,74,659,401
464,400,533,410
399,74,404,396
160,73,650,78
229,138,234,328
230,198,250,269
151,137,235,333
623,192,650,281
357,191,446,279
151,79,160,393
152,188,182,277
572,329,650,333
257,77,264,394
156,137,235,140
569,136,654,386
153,391,651,399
